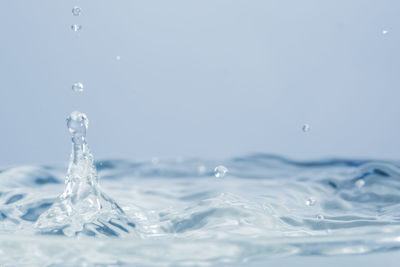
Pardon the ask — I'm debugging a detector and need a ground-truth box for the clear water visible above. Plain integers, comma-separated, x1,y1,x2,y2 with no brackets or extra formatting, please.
72,82,84,93
1,1,398,266
1,7,398,265
34,111,135,238
72,6,82,16
302,124,310,133
71,24,82,32
1,144,400,265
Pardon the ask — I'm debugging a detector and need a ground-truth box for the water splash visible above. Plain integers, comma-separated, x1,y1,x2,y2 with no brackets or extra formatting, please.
2,154,400,265
35,111,135,237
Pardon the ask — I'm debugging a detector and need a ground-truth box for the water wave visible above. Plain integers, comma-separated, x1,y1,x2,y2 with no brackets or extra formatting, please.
1,154,400,266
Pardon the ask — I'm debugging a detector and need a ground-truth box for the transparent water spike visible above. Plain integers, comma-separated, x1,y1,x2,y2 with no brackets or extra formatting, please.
35,111,136,237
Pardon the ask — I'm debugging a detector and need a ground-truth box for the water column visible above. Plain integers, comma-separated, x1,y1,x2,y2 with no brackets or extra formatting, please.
34,6,136,237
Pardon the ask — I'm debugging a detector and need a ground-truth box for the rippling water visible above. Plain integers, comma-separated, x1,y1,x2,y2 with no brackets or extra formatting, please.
1,154,400,266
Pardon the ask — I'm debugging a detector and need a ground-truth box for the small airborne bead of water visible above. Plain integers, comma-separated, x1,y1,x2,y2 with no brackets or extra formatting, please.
382,29,389,35
317,214,324,220
151,157,159,165
355,179,365,188
72,82,84,92
306,198,316,206
71,24,82,32
116,56,121,60
302,123,310,133
197,165,206,175
72,6,82,16
214,165,228,178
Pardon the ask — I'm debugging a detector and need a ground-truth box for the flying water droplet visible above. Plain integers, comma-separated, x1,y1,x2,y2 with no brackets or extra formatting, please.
214,165,228,178
355,179,365,188
197,165,206,175
317,214,324,220
302,123,310,133
71,24,82,32
116,56,121,61
72,82,84,92
72,6,82,16
382,29,389,35
151,157,160,165
306,198,316,206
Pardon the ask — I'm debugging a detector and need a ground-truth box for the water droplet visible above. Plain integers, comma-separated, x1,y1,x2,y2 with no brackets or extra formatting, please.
197,165,206,175
317,214,324,220
382,29,389,35
355,179,365,188
326,229,332,234
302,123,310,132
116,56,121,61
214,165,228,178
72,82,84,92
72,6,82,16
306,198,316,206
151,157,159,165
71,24,82,32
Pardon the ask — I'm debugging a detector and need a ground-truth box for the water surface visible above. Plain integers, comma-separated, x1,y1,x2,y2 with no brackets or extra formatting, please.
1,154,400,266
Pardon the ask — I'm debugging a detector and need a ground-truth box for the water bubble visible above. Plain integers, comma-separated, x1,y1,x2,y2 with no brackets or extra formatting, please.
72,82,84,92
214,165,228,178
71,24,82,32
306,198,316,206
302,123,310,133
382,29,389,35
355,179,365,188
116,56,121,61
72,6,82,16
317,214,324,220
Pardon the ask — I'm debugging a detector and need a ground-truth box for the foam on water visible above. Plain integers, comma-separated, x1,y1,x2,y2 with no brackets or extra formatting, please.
1,153,400,265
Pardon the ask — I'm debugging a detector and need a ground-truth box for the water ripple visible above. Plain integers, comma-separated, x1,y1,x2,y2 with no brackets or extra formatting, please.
1,154,400,265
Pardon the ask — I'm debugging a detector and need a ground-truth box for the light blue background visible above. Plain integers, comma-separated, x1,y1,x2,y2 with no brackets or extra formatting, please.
1,0,399,165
